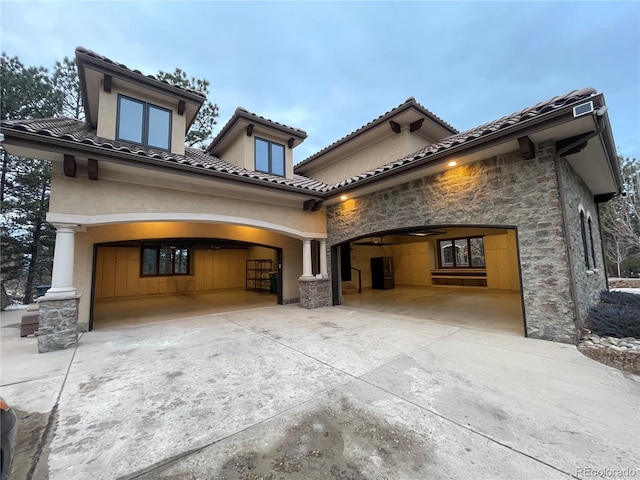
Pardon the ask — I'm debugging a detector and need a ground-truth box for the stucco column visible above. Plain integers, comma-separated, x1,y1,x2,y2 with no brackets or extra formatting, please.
45,224,78,297
301,239,313,278
319,239,328,277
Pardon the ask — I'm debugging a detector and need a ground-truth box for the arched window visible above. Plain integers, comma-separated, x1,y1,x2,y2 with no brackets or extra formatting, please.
579,210,590,269
588,215,596,269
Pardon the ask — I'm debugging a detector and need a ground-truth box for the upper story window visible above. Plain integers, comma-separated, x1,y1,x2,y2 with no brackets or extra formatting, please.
117,95,171,150
438,237,486,268
255,137,285,176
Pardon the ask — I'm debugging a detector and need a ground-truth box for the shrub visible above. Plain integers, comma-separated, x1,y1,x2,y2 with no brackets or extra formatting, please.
587,303,640,338
600,290,640,308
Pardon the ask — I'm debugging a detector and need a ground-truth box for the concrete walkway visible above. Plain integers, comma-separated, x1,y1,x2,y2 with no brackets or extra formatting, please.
1,305,638,479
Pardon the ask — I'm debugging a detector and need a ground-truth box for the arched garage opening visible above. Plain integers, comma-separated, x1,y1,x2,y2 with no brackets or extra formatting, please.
79,221,304,330
331,225,526,335
91,238,281,330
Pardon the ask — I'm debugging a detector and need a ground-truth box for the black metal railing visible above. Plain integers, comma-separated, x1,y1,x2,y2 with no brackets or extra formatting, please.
351,267,362,293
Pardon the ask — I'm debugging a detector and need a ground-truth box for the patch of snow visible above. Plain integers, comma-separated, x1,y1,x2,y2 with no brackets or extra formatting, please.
610,288,640,295
3,304,28,311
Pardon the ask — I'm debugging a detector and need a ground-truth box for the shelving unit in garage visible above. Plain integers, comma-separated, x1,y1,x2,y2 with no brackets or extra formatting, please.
245,259,273,292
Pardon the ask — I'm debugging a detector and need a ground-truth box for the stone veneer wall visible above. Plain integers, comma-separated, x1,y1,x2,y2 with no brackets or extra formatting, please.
327,142,579,343
558,157,607,329
36,296,80,353
299,278,331,309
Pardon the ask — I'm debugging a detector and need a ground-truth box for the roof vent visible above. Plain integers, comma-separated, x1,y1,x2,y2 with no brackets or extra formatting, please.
573,101,594,118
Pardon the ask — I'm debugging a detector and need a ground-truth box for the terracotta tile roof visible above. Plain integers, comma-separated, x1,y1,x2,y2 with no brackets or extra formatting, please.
295,97,458,170
1,87,599,196
327,87,598,190
234,107,307,136
207,107,307,155
75,47,207,100
0,117,329,193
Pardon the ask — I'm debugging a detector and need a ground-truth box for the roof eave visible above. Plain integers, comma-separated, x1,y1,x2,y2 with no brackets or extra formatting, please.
294,100,457,172
0,129,325,196
75,48,206,130
325,102,585,196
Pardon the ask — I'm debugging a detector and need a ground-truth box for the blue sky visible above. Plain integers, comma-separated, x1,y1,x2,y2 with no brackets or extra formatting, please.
1,1,639,163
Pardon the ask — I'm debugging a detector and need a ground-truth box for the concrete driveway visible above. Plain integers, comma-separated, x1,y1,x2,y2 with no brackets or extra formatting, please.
1,305,638,479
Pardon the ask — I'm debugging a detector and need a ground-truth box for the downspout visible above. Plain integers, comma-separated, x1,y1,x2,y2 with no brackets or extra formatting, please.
554,113,605,342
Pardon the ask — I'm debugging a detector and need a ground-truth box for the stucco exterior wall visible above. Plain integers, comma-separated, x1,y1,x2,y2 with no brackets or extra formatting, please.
48,173,326,238
558,157,607,329
72,222,304,328
327,143,577,343
216,133,247,171
303,129,431,185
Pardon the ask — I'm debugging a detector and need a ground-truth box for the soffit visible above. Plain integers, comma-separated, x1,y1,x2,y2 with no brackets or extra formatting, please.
323,110,617,204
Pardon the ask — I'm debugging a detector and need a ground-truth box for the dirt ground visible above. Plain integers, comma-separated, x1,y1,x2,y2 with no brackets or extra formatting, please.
578,347,640,376
139,398,431,480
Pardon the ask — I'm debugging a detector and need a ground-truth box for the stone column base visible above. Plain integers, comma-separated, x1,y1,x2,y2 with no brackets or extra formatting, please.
36,295,80,353
299,277,331,309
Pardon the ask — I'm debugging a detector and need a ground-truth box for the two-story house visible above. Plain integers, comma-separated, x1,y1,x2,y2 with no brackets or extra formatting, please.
0,47,622,352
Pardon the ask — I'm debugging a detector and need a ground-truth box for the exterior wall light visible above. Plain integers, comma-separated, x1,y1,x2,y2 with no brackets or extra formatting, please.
448,161,457,167
340,195,348,201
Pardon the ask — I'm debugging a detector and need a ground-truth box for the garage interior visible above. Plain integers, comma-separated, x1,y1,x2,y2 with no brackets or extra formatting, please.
338,227,525,336
91,238,280,329
91,227,525,335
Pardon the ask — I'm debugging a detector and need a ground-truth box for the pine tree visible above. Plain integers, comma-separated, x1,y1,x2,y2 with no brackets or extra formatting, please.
156,68,219,148
1,53,61,304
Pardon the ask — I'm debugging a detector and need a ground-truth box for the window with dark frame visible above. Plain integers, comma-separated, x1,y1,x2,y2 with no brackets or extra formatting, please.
255,137,285,176
588,216,597,269
579,211,590,269
141,245,190,276
438,237,486,268
117,95,171,150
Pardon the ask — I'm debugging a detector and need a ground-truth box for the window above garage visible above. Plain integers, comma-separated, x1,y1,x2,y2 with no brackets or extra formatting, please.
255,137,285,176
117,95,172,150
206,107,307,179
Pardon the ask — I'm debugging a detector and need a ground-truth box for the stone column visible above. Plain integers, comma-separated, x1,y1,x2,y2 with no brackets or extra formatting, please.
319,239,328,278
301,239,313,278
45,224,77,297
36,224,81,353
